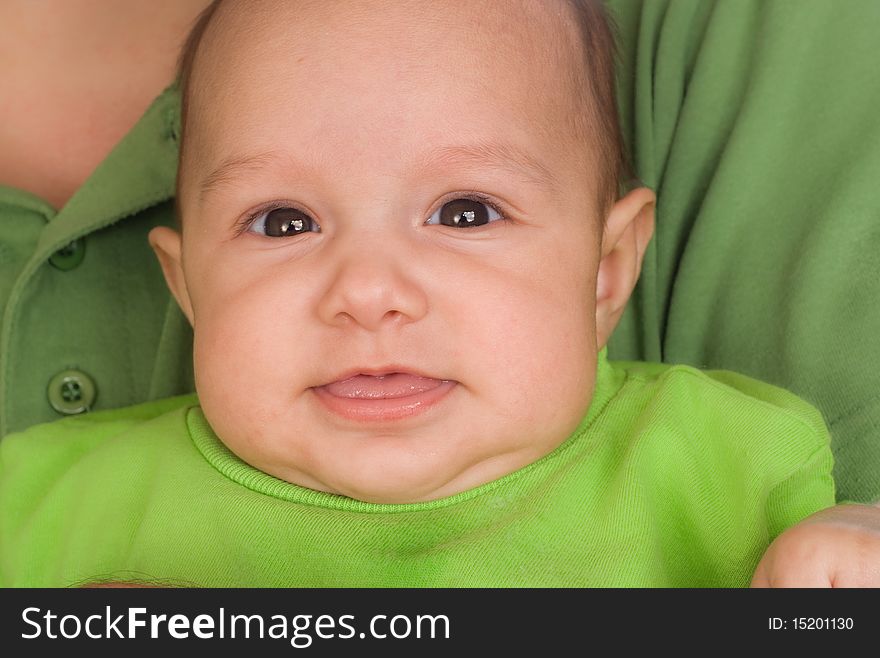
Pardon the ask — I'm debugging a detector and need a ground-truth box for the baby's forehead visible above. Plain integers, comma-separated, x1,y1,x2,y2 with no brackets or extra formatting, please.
180,0,600,207
192,0,587,114
209,0,581,45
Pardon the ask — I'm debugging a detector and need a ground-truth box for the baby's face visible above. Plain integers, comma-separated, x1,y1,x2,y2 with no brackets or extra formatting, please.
172,0,610,503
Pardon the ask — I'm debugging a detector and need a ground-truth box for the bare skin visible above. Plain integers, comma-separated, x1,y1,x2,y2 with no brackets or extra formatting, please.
752,503,880,587
0,0,211,210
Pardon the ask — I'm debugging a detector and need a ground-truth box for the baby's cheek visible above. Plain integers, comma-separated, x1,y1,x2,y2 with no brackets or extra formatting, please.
534,282,597,427
192,316,281,436
501,294,594,427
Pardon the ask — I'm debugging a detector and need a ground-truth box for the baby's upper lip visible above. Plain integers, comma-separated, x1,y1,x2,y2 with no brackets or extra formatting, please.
316,366,450,387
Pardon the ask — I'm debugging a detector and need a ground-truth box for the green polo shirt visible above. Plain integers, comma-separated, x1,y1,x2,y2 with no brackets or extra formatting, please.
604,0,880,503
0,354,834,587
0,85,194,437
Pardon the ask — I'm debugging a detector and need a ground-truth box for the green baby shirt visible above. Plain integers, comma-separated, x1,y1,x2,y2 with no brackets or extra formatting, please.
0,354,834,587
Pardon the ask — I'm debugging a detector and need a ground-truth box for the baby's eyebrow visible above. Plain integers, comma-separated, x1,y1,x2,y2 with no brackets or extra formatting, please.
414,141,561,193
198,151,282,203
197,141,560,203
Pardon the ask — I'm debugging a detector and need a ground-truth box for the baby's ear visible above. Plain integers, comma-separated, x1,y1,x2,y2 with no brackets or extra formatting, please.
595,187,655,348
148,226,195,326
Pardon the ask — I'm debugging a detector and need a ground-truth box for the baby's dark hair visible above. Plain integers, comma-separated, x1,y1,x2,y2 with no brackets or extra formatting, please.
567,0,631,214
176,0,628,216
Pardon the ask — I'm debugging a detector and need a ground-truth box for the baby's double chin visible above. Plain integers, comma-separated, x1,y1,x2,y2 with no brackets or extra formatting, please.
331,447,540,505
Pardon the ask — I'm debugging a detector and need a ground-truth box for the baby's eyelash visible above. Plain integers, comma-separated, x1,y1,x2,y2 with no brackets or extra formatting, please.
235,191,511,236
440,192,508,220
234,200,294,236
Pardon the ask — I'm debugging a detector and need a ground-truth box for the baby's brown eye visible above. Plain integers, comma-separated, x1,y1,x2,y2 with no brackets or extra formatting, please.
427,198,502,228
249,207,319,237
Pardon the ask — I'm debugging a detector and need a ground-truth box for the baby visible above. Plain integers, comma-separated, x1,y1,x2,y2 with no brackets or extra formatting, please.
0,0,870,587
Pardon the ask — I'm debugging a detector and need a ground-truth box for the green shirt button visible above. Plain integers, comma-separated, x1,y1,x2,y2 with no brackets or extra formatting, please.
48,238,86,271
47,369,97,415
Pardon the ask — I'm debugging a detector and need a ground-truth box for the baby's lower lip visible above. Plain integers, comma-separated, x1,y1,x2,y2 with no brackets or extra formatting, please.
312,374,456,422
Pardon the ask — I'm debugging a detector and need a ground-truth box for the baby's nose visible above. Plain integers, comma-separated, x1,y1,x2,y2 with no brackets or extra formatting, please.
315,241,429,332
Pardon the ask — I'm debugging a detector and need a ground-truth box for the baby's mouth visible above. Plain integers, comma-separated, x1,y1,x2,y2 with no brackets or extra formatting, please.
312,372,457,422
322,373,451,399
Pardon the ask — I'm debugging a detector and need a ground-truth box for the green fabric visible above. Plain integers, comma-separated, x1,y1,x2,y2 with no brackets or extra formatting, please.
2,4,876,509
604,0,880,503
0,85,194,438
0,354,834,587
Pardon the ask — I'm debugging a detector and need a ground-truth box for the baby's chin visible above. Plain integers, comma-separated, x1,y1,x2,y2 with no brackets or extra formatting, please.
296,463,473,505
272,445,544,505
230,444,452,504
212,401,581,504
